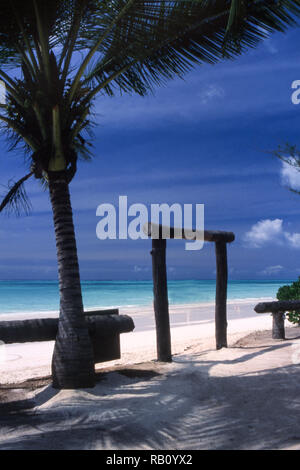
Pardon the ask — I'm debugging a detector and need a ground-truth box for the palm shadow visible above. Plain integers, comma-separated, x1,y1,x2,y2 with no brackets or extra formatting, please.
1,338,300,450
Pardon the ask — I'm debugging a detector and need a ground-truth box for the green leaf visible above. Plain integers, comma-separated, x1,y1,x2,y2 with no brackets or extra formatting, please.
277,278,300,324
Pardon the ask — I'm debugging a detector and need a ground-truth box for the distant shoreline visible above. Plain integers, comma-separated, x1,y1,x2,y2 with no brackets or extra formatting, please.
0,279,287,316
0,297,275,322
0,279,294,281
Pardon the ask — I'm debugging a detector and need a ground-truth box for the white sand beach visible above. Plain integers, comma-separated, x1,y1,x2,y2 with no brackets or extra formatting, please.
0,299,273,384
1,299,300,450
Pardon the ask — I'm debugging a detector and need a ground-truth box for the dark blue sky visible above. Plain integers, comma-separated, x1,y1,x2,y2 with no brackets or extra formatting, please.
1,28,300,281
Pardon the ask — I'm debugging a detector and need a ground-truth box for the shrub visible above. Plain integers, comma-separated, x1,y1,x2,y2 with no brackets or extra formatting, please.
276,277,300,324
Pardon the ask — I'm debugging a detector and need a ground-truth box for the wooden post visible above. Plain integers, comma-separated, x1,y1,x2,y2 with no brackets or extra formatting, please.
215,241,228,349
272,311,285,339
151,238,172,362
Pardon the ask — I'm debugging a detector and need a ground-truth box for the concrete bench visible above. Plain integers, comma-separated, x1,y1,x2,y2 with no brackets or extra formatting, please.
0,309,135,363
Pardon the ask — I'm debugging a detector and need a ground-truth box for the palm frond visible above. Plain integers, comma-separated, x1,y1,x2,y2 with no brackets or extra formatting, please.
0,1,299,84
273,143,300,166
273,142,300,196
80,0,300,97
289,187,300,196
224,0,247,50
0,172,33,216
0,0,299,187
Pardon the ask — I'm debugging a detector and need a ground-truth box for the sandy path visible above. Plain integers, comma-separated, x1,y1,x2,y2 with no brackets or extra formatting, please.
0,312,300,450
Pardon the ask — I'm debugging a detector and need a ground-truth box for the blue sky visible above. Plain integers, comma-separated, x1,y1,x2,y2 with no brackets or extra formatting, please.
1,28,300,281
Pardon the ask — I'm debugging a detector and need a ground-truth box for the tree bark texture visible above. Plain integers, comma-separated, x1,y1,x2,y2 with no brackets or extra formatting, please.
215,241,228,350
48,172,95,389
151,238,172,362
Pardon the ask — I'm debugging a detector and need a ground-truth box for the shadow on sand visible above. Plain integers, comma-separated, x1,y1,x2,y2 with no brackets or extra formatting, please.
0,331,300,450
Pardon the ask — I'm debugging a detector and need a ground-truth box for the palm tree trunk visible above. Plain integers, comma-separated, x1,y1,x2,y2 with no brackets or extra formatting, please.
48,171,95,389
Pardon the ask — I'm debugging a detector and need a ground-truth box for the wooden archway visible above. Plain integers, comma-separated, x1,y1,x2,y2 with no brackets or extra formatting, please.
144,223,235,361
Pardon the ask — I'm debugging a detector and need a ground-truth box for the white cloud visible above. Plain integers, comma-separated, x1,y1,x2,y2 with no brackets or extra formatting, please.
259,265,284,276
244,219,283,248
284,232,300,249
244,218,300,250
198,84,225,104
263,39,278,55
280,160,300,191
133,265,149,273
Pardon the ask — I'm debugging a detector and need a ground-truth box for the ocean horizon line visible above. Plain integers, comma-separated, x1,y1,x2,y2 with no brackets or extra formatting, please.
0,279,289,316
0,278,295,283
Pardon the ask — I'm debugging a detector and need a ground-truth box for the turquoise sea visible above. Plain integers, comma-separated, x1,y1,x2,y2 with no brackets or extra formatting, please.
0,280,291,316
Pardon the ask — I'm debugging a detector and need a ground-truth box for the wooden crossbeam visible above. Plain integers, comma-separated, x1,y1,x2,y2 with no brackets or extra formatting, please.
143,222,235,243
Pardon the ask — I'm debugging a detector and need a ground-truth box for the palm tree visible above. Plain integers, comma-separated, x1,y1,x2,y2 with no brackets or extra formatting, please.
0,0,299,389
